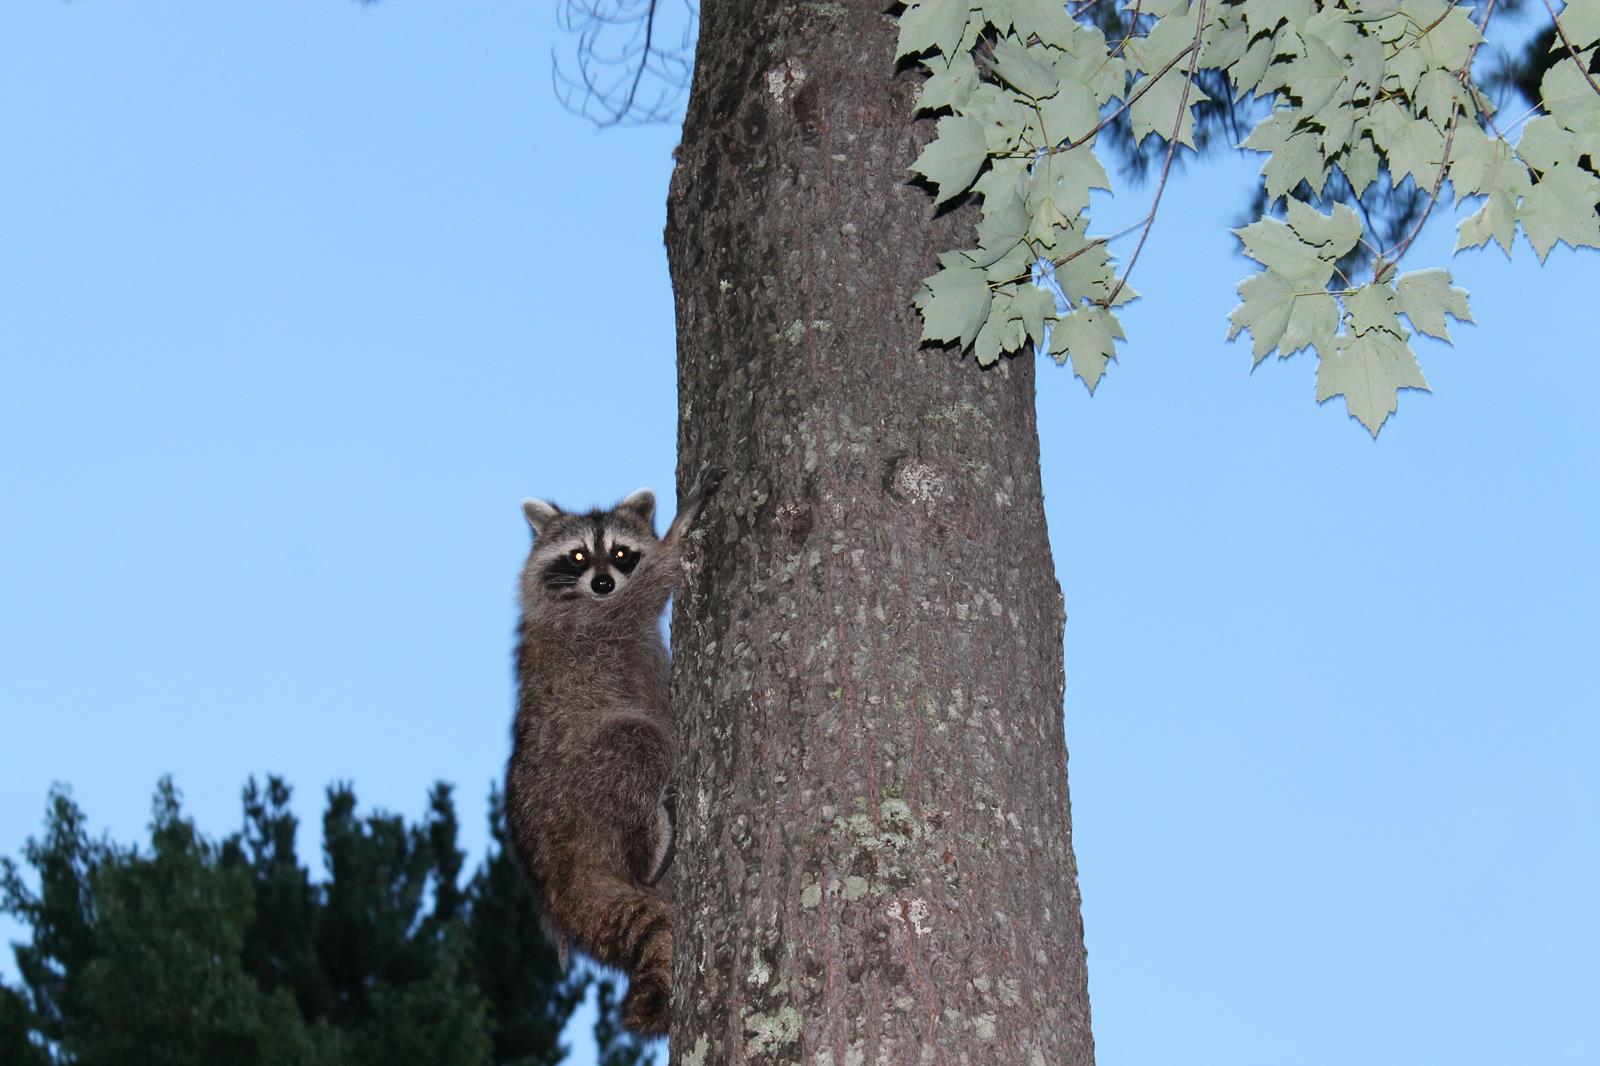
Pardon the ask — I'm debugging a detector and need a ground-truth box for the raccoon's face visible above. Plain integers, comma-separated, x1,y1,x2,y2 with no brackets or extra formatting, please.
521,488,659,605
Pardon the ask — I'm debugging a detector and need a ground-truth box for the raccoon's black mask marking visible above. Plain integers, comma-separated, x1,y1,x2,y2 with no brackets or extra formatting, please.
543,555,589,589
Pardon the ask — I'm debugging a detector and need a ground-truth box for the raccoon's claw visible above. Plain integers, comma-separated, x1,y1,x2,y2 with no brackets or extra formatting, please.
694,463,726,499
665,464,725,545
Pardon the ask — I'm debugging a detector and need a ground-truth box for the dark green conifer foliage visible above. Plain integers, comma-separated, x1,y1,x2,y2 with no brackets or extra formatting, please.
2,777,643,1065
236,776,332,1021
0,978,49,1066
592,979,656,1066
0,788,100,1049
68,780,316,1066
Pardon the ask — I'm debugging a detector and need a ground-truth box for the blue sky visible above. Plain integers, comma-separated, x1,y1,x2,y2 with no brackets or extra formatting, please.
1,3,1595,1065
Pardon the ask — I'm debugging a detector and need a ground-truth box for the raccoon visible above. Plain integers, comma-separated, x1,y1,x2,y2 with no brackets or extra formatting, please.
505,464,723,1037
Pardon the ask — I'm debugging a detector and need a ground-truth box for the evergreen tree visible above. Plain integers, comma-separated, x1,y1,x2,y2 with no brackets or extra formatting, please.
0,978,48,1066
67,780,317,1066
0,787,100,1051
2,777,618,1065
234,776,332,1022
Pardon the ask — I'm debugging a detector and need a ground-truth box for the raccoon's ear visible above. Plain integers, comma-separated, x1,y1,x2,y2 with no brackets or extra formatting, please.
618,488,656,526
523,499,561,535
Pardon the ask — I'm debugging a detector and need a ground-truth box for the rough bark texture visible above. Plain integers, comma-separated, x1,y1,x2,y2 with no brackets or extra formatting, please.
663,3,1094,1063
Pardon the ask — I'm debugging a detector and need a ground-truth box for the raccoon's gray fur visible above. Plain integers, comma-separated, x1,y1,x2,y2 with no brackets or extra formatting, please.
505,465,723,1037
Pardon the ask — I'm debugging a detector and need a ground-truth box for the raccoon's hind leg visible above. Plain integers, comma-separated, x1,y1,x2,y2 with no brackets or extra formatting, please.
559,713,677,1034
542,866,673,1036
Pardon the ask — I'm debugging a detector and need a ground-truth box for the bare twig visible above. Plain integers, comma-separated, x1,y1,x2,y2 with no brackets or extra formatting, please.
553,0,697,127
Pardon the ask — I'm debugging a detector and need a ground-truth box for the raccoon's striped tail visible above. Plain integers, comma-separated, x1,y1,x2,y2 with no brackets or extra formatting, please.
546,866,672,1036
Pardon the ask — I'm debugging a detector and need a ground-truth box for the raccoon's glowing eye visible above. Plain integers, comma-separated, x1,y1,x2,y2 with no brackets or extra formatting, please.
613,548,627,560
571,550,587,564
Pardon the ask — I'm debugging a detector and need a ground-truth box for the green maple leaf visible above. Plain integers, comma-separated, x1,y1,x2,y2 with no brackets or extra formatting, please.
1448,124,1519,197
1519,166,1600,260
1053,237,1114,303
1516,116,1574,172
974,183,1029,267
1130,70,1212,149
1316,329,1429,436
911,115,990,205
1367,101,1445,187
1010,284,1059,349
986,238,1037,283
978,0,1016,31
1541,58,1600,136
1038,80,1102,143
917,51,981,113
988,35,1060,99
916,253,993,349
1012,0,1078,41
1283,289,1340,358
1346,282,1404,336
1236,216,1337,289
1285,199,1363,260
1228,270,1294,362
897,0,971,59
1050,307,1122,393
1029,148,1111,219
1414,68,1470,124
1385,39,1429,97
1557,0,1600,48
1199,16,1248,70
1263,129,1330,200
1231,34,1276,96
1395,268,1472,341
1228,270,1338,362
1418,6,1481,72
1243,0,1307,36
1455,189,1518,255
1339,135,1381,197
974,301,1027,365
1320,99,1357,158
1289,36,1348,115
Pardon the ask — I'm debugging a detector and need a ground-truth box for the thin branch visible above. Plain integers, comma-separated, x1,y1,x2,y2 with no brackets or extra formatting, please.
1111,0,1144,60
1104,0,1209,306
618,0,660,122
1379,108,1462,272
1046,41,1197,155
1539,0,1600,97
1496,100,1544,137
1375,0,1500,272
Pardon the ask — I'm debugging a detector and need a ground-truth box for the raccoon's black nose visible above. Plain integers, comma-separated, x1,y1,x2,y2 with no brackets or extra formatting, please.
591,574,615,596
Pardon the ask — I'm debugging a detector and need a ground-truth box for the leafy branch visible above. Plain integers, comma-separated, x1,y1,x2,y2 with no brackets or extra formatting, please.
899,0,1600,436
1107,0,1210,305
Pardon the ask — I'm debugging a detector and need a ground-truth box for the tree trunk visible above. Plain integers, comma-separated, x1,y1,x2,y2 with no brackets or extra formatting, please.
663,4,1094,1063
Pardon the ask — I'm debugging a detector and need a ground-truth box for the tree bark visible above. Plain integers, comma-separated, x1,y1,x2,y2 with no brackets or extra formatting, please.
664,3,1094,1063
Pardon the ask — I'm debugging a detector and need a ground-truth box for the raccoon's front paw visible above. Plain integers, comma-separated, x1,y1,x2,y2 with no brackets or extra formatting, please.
693,464,726,500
